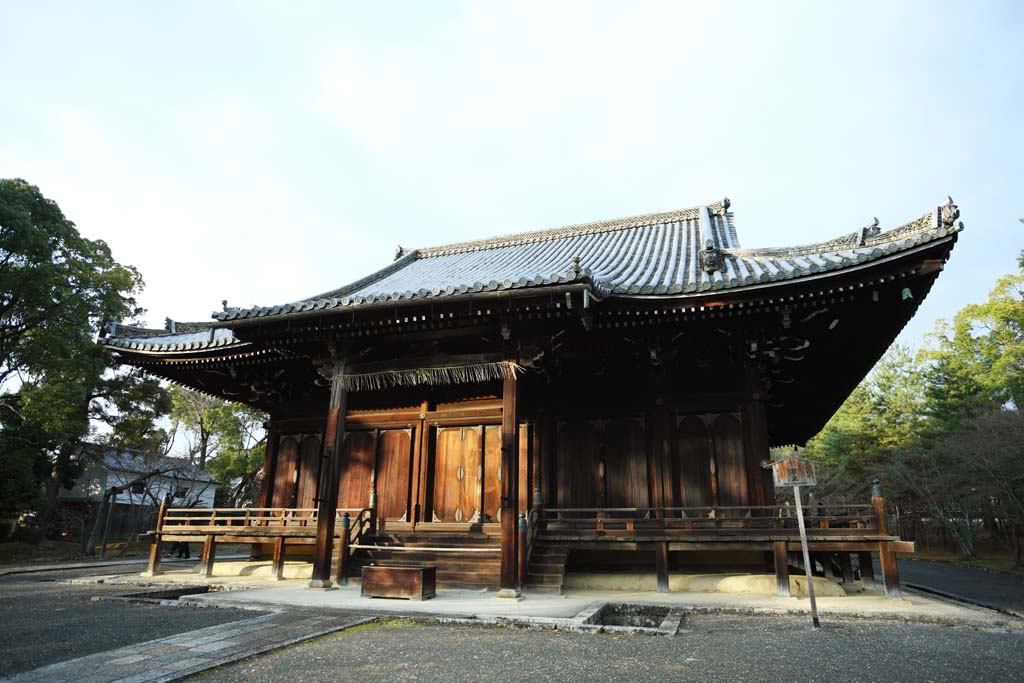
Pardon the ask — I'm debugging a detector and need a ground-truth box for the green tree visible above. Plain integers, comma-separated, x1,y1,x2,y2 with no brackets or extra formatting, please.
0,179,169,535
169,387,266,506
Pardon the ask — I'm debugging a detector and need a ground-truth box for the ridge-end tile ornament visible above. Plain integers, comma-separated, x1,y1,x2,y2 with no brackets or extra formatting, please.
699,239,721,274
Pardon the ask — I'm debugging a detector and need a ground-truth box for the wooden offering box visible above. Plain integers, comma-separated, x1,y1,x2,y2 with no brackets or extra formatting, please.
361,565,437,601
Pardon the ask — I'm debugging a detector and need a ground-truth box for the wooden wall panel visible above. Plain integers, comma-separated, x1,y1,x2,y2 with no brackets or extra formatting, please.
295,435,321,509
483,425,501,521
556,420,601,508
675,416,713,508
518,423,530,514
376,429,413,520
271,436,299,508
713,413,748,508
338,431,375,510
432,426,481,522
603,418,649,508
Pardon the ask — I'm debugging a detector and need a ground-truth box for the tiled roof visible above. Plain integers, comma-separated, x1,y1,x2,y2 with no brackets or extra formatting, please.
211,197,961,324
82,444,218,483
101,323,243,353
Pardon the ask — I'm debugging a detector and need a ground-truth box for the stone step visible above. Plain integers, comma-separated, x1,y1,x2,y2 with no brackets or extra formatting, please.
526,583,562,595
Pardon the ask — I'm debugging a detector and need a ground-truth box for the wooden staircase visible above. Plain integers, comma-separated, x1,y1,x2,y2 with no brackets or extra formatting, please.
526,542,569,595
349,532,501,590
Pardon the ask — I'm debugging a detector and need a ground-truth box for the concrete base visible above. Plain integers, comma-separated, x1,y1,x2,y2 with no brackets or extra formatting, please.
563,572,847,598
307,579,336,590
496,588,522,600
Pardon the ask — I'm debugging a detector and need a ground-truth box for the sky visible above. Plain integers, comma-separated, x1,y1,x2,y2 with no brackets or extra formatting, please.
3,0,1022,350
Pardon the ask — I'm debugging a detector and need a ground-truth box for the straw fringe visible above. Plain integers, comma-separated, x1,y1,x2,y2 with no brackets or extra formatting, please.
341,360,522,392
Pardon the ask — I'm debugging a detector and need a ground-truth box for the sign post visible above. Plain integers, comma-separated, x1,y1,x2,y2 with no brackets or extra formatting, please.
772,456,820,628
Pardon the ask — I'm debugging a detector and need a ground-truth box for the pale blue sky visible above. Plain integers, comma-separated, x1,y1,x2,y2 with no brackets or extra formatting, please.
3,1,1022,349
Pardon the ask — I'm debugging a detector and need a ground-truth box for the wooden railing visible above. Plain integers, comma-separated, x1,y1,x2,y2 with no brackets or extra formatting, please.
161,507,371,543
540,505,881,535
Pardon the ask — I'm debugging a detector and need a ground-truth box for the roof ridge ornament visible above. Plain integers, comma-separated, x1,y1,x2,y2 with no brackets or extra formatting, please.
939,196,960,229
699,239,721,274
857,217,881,247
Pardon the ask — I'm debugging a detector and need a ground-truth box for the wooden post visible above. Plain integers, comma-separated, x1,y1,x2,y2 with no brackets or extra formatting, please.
858,551,876,587
335,512,351,585
498,371,520,598
257,426,280,509
773,541,791,597
199,535,217,577
271,537,286,580
517,513,528,591
655,542,670,593
144,503,168,576
879,541,903,599
871,479,901,599
310,357,348,589
792,485,820,628
839,552,855,585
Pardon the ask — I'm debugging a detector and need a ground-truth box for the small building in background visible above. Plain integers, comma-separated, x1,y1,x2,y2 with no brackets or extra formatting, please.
58,445,219,541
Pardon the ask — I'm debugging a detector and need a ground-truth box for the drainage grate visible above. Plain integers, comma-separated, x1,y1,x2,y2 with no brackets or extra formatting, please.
575,602,685,636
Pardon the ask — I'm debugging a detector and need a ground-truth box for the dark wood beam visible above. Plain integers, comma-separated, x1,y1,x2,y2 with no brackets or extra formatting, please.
309,358,348,588
498,370,520,597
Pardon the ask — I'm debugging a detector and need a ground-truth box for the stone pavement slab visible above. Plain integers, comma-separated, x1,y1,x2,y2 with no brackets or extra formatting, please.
2,611,372,683
178,579,1019,628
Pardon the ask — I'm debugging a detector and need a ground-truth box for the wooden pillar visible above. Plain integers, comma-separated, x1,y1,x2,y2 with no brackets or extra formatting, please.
773,541,791,597
334,512,351,585
858,551,876,587
257,426,280,509
310,358,348,589
879,541,903,599
517,513,528,591
655,542,670,593
839,552,855,585
270,537,286,580
144,503,167,576
498,371,520,597
410,401,429,528
199,535,217,577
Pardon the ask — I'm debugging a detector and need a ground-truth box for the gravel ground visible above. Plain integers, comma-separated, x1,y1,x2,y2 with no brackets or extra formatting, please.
0,568,262,677
193,614,1024,683
894,559,1024,612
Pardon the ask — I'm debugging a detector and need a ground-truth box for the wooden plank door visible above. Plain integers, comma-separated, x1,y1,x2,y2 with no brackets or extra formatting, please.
603,417,649,508
271,436,299,508
556,419,601,508
294,435,321,509
712,413,748,508
338,431,375,510
376,429,413,520
483,425,501,521
432,426,482,522
674,415,714,508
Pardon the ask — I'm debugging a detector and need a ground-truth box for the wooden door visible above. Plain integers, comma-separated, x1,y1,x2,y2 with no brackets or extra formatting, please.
556,419,601,508
294,435,321,509
376,429,413,520
603,417,649,508
271,436,299,508
675,416,714,508
713,413,748,508
432,426,482,522
483,425,501,521
338,431,375,510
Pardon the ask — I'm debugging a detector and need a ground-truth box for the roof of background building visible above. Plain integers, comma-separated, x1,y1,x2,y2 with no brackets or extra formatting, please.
82,444,218,484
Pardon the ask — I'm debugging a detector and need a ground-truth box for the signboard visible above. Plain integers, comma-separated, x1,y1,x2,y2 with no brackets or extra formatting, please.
772,456,817,488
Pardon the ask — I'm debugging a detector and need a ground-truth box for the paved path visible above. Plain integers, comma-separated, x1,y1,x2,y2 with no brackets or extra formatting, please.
894,559,1024,614
0,568,259,677
4,611,371,683
196,614,1024,683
